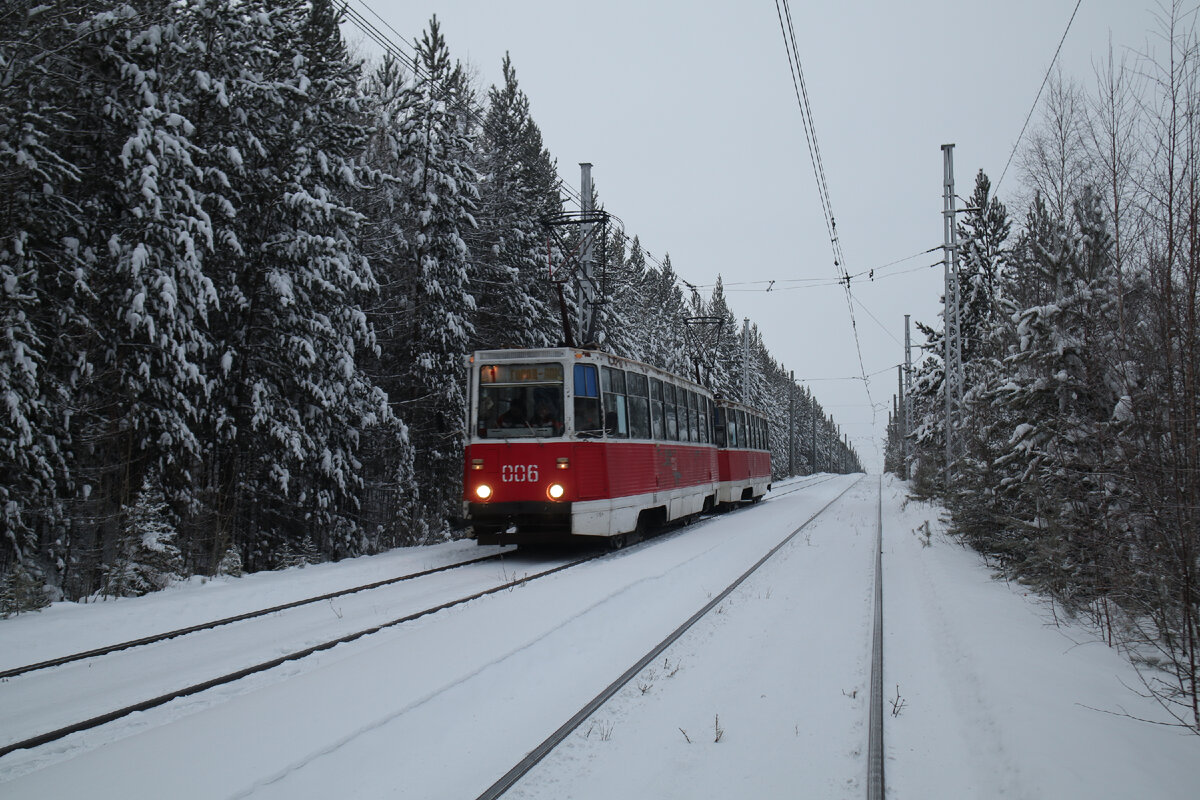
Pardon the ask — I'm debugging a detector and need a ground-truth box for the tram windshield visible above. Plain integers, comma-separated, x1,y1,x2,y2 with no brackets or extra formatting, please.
476,363,565,439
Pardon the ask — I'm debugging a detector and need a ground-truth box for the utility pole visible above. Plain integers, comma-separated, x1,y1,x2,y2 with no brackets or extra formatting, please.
579,163,596,345
788,370,796,477
742,318,751,404
904,314,912,480
811,393,818,473
897,365,905,477
941,145,963,486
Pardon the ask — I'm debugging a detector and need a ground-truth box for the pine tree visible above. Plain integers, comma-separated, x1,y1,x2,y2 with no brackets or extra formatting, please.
376,16,479,535
988,186,1123,594
0,2,84,570
101,477,183,598
195,0,390,569
470,54,560,351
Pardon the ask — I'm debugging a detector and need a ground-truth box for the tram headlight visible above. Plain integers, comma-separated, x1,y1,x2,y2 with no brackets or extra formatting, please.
547,483,565,500
475,484,493,501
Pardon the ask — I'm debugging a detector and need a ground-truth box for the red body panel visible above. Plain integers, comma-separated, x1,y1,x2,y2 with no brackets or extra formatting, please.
717,449,772,483
464,440,718,505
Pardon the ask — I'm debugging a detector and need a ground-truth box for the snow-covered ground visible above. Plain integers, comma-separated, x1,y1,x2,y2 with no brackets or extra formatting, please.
1,474,1197,799
881,477,1200,799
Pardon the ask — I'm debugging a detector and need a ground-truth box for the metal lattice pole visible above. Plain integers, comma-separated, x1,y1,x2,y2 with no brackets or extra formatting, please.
904,314,912,480
578,163,595,344
941,144,963,485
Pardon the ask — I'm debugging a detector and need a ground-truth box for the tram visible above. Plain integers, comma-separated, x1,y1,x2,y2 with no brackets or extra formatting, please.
462,347,772,547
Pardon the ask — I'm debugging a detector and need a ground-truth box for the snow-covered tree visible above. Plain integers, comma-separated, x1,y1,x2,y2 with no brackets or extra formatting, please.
373,16,479,535
101,478,183,598
193,0,390,569
469,54,560,351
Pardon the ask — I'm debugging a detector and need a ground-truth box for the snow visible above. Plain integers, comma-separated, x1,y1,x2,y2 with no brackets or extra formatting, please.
1,475,1197,798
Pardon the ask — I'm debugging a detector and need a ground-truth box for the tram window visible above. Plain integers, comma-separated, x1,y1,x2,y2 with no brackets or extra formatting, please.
664,383,679,440
753,416,762,449
679,388,691,442
686,391,699,442
759,417,768,450
574,364,602,438
698,396,710,444
627,373,650,439
681,388,691,441
602,367,628,438
735,410,747,449
649,378,665,440
714,406,726,447
477,362,564,439
728,410,738,448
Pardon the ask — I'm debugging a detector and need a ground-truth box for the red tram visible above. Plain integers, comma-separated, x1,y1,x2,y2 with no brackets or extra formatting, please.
462,348,772,547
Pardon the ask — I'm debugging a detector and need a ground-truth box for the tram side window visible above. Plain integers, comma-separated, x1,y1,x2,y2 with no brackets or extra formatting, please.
760,417,768,449
698,396,710,444
649,378,665,440
728,409,738,448
714,406,727,447
754,416,763,449
602,367,628,438
750,415,758,449
574,364,601,437
676,389,689,442
664,383,679,440
627,372,650,439
686,391,699,442
736,410,748,449
681,388,693,442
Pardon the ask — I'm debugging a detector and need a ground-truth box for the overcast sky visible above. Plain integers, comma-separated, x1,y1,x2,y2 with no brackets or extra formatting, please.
344,0,1156,472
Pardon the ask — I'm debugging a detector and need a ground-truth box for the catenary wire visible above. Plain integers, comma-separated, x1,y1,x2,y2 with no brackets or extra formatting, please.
994,0,1084,194
774,0,878,461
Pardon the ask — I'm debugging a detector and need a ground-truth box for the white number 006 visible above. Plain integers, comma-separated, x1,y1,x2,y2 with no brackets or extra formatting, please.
501,464,539,483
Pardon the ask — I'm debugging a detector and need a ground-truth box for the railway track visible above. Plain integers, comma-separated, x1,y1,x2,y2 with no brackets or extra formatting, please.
0,551,512,681
0,472,849,766
3,472,828,685
0,552,599,759
473,472,874,800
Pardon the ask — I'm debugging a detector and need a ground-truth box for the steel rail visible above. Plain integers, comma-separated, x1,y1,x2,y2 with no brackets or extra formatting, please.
0,552,510,680
474,474,865,800
1,473,844,760
867,475,885,800
0,553,600,759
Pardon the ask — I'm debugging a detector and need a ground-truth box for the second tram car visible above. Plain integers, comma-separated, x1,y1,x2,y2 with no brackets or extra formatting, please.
462,348,772,547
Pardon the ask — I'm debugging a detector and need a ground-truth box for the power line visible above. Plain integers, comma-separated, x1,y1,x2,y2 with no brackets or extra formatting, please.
693,245,942,291
774,0,877,458
994,0,1083,194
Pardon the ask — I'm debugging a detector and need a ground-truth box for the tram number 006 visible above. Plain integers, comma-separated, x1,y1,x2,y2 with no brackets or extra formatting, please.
501,464,539,483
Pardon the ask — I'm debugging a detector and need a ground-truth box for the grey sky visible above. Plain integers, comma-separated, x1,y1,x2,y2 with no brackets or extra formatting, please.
347,0,1154,471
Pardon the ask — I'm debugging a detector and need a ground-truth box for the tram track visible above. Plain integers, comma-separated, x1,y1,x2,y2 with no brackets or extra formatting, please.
474,473,868,800
0,552,600,759
4,472,830,685
0,551,512,681
0,472,848,765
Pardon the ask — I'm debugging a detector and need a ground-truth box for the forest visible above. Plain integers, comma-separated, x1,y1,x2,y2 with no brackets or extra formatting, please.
885,4,1200,731
0,1,858,610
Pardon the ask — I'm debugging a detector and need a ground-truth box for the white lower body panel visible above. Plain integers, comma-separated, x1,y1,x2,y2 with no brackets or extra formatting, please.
571,483,718,536
717,478,771,505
